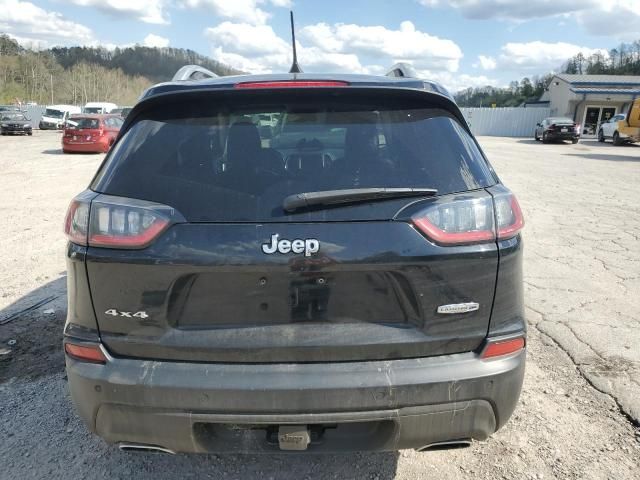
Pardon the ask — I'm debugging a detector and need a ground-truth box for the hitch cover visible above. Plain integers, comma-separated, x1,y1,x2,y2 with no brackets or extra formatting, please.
278,425,311,451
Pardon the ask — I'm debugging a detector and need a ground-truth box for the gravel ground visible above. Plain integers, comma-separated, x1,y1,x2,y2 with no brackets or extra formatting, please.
1,131,639,479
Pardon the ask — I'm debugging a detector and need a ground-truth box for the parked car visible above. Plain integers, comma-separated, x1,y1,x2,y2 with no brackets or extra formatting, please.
62,114,123,153
534,117,580,143
0,106,24,114
82,102,118,114
110,106,133,119
598,104,639,145
1,112,33,135
63,71,525,454
39,105,82,130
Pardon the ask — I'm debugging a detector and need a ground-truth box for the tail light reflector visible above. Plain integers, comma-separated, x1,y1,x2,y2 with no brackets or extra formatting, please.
412,196,495,245
64,200,90,245
235,80,349,89
64,194,183,249
480,337,525,359
411,191,523,246
494,194,524,240
65,342,107,364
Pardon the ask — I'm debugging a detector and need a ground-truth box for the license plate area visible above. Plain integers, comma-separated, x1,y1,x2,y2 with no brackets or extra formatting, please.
170,271,414,328
192,421,394,452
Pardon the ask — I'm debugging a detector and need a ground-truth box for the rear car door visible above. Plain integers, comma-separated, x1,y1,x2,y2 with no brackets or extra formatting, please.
82,88,507,363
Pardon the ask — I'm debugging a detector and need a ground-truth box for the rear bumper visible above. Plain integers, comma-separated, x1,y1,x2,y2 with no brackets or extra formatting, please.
39,122,62,130
62,140,108,152
66,346,525,453
1,127,31,134
546,131,579,140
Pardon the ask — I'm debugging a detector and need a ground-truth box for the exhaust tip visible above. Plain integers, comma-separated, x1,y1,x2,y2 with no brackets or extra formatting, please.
416,439,472,452
118,443,175,455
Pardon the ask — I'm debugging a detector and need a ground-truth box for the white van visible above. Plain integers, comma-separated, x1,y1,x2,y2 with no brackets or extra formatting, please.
39,105,82,130
83,102,118,114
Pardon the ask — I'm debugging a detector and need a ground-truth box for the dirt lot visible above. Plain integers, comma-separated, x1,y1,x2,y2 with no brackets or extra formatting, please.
1,131,639,479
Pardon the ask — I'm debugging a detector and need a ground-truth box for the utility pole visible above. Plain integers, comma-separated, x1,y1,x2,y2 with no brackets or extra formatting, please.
50,74,54,104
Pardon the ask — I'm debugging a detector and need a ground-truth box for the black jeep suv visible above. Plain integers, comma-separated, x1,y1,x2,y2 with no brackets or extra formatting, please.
63,73,525,454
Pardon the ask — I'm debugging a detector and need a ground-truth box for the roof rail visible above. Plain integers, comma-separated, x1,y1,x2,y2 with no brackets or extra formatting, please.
172,65,218,82
385,63,418,79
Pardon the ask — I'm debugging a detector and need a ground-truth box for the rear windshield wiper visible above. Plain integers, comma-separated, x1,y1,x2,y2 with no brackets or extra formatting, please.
283,187,438,212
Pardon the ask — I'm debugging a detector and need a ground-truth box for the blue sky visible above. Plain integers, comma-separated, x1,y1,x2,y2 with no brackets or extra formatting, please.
1,0,639,92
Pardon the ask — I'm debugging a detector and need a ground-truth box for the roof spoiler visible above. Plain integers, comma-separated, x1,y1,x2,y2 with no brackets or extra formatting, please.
172,65,218,82
386,63,419,79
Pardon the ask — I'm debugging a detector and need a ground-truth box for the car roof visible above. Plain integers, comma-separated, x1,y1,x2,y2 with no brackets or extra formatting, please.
140,73,453,102
69,114,109,119
546,117,573,122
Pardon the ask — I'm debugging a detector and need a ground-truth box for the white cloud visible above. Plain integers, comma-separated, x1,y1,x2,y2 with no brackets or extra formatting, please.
183,0,291,25
415,68,499,93
475,55,496,70
577,0,640,40
205,21,289,55
67,0,169,25
301,21,463,72
203,19,480,93
205,21,367,73
419,0,593,20
420,0,640,39
0,0,94,45
495,41,608,71
142,33,170,48
204,20,463,78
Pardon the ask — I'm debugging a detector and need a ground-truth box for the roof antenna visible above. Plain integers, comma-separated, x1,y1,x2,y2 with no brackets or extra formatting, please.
288,11,303,73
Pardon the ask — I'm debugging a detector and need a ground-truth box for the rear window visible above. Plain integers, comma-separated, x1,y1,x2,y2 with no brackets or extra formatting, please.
69,118,100,129
2,114,26,121
44,109,64,118
93,94,496,222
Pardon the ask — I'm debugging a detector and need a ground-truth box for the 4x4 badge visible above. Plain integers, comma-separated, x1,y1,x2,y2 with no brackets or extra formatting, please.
437,303,479,314
262,234,319,257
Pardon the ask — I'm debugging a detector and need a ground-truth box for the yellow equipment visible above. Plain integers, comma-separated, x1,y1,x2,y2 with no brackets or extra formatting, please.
617,98,640,145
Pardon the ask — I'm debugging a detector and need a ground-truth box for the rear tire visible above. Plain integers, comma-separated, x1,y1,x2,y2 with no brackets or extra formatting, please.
572,138,579,144
613,132,623,146
597,129,605,142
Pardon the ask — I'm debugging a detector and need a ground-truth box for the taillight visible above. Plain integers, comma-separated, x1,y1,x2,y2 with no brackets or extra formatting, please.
64,199,90,245
494,193,524,240
480,337,525,359
64,193,183,249
411,191,524,246
234,80,349,89
64,342,107,364
412,195,495,245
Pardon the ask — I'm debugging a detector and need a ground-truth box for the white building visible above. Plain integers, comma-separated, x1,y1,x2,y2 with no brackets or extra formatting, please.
544,74,640,138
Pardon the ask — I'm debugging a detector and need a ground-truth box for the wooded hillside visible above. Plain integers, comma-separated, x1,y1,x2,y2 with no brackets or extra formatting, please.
0,34,240,105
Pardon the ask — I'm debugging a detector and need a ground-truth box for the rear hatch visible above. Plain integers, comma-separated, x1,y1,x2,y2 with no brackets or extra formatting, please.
65,117,102,143
84,88,501,363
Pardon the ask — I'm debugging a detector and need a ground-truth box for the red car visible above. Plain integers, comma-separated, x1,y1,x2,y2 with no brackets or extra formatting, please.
62,114,123,153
